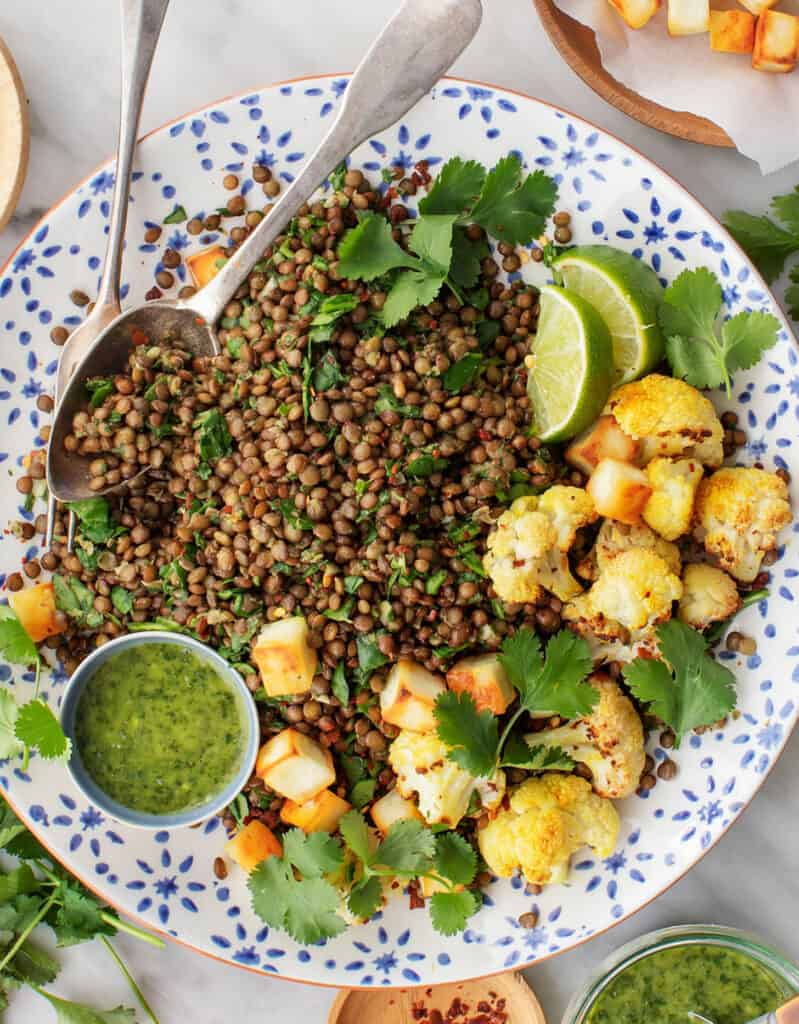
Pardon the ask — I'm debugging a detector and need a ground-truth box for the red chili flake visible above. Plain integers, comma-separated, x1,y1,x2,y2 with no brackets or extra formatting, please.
144,287,162,302
131,328,150,346
478,429,491,442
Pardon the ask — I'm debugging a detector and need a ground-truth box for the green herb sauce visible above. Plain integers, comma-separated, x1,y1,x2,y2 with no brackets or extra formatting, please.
75,643,244,814
586,945,787,1024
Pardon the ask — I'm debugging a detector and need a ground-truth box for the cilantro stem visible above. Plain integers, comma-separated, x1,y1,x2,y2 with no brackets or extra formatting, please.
445,276,465,306
102,935,161,1024
496,706,526,764
0,890,57,974
33,655,42,699
100,912,165,949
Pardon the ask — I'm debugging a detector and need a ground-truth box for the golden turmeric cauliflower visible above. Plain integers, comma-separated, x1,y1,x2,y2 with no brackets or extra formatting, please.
484,489,597,604
678,563,741,630
643,457,704,541
695,467,791,582
576,519,681,582
605,374,723,467
477,774,619,886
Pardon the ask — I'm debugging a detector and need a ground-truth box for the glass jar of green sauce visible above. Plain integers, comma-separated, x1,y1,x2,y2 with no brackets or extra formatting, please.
562,926,799,1024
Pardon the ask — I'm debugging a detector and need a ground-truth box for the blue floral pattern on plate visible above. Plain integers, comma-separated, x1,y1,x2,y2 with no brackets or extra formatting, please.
0,75,796,987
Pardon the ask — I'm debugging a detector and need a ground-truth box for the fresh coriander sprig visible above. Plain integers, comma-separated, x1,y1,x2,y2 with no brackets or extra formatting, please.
658,267,779,395
723,186,799,286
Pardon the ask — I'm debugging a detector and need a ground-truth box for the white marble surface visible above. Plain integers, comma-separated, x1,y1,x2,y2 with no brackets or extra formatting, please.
1,1,798,1021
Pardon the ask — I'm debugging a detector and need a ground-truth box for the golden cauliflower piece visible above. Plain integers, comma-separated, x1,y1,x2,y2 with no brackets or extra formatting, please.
484,489,597,604
525,676,645,799
577,519,681,582
605,374,724,468
678,563,742,630
643,457,704,541
695,467,791,582
478,774,619,886
388,730,505,828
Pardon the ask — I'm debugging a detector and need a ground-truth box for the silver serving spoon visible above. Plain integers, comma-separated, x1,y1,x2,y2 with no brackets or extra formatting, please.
47,0,483,504
44,0,170,546
688,995,799,1024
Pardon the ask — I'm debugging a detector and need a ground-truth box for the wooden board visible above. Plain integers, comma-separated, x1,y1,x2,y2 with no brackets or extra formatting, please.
532,0,733,148
0,36,29,233
328,971,547,1024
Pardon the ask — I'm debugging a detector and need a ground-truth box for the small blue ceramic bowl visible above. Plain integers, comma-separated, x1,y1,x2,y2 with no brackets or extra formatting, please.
60,631,260,829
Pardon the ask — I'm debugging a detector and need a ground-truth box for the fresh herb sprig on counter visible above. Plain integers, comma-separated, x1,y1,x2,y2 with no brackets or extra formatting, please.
724,186,799,291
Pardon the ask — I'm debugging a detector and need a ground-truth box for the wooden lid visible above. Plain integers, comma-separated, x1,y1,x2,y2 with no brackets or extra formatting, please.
0,36,29,233
328,971,546,1024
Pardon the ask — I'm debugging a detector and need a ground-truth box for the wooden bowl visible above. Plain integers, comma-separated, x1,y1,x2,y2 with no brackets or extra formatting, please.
328,972,546,1024
532,0,733,148
0,36,29,233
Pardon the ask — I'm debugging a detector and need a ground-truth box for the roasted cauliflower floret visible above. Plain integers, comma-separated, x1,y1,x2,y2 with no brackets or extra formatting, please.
477,774,619,886
695,467,791,582
526,676,645,800
484,490,597,604
643,457,704,541
388,730,505,828
605,374,724,468
678,563,742,630
577,520,681,582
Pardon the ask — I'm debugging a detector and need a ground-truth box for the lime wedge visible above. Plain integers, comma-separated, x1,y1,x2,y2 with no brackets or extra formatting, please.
527,284,614,442
553,245,665,386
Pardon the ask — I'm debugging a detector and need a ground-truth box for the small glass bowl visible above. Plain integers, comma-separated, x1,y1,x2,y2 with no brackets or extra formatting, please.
561,925,799,1024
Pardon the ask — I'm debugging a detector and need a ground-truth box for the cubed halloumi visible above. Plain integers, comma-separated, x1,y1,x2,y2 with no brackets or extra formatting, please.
668,0,709,36
606,0,661,29
753,10,799,72
565,416,640,478
9,582,64,643
446,654,515,715
710,10,756,53
586,458,652,525
737,0,778,16
380,659,445,733
225,821,282,872
370,788,423,834
256,728,335,804
281,789,351,833
251,615,317,697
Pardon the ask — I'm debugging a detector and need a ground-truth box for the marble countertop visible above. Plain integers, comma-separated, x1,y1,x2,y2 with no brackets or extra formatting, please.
1,1,798,1021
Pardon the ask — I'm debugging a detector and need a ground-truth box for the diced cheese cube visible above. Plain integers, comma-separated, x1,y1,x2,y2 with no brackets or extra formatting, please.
281,789,351,833
565,415,640,477
256,728,335,804
9,582,64,643
753,10,799,72
606,0,661,29
370,788,423,834
380,659,445,733
586,458,652,525
668,0,709,35
737,0,777,15
225,821,282,872
710,10,756,53
251,616,317,697
446,654,515,715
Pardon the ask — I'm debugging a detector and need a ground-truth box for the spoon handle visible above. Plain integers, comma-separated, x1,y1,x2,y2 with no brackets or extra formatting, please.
94,0,170,314
186,0,483,326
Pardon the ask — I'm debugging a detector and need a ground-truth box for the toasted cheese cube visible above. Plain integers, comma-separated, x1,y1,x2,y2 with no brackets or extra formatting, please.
738,0,777,15
251,616,317,697
225,821,282,872
419,875,465,899
565,416,640,477
370,788,424,834
186,245,227,289
281,789,351,833
668,0,709,35
9,582,64,643
710,10,755,53
256,728,335,804
753,10,799,72
380,659,445,733
586,458,652,525
607,0,661,29
446,654,515,715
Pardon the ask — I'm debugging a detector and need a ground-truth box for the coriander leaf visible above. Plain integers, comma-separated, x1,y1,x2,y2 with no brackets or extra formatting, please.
375,820,435,875
0,865,38,903
350,779,376,810
67,498,115,545
110,587,133,616
771,186,799,235
5,828,47,862
429,890,480,936
355,635,389,685
408,214,458,275
282,829,343,879
0,691,23,760
0,802,26,850
337,214,418,281
720,310,780,372
347,876,383,921
0,607,37,665
163,204,187,225
425,569,448,596
501,733,575,772
340,755,368,787
5,939,60,987
499,628,596,720
659,267,722,343
418,158,486,216
284,876,347,944
434,690,499,778
249,856,292,929
722,210,799,285
53,576,103,630
344,575,364,595
323,598,354,623
14,700,71,761
443,353,482,393
665,334,724,391
311,293,359,325
85,378,114,410
381,268,446,328
331,663,349,706
51,886,113,947
338,809,372,864
33,990,135,1024
449,227,484,289
469,156,557,246
193,409,232,464
433,832,477,887
624,620,737,747
313,352,344,392
406,454,449,478
787,264,799,320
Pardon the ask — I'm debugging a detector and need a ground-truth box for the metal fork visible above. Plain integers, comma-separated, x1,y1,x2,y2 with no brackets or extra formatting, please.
44,0,170,550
